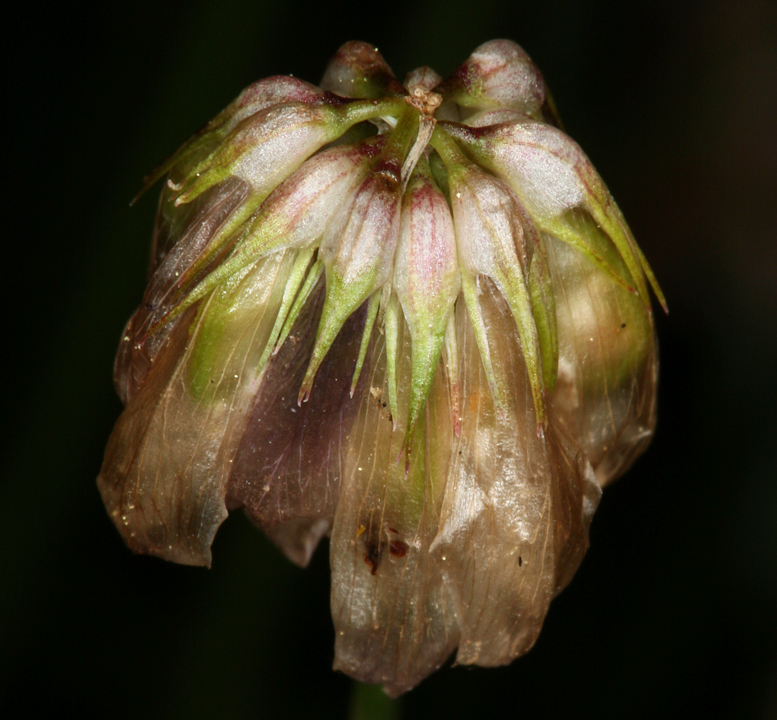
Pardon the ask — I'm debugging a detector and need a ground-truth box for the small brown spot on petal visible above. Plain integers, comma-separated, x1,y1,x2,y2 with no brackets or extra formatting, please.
364,542,380,575
389,540,409,558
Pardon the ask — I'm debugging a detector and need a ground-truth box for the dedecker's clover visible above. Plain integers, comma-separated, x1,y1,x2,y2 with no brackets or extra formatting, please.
99,40,665,696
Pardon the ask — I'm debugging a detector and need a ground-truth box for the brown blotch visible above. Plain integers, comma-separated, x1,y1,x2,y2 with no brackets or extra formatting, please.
389,539,409,558
364,542,380,575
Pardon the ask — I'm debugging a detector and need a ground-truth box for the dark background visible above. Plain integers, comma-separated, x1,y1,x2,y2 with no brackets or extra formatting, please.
3,1,776,718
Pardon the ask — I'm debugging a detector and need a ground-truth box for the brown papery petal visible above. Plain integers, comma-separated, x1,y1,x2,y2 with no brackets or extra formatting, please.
98,251,297,566
330,315,460,696
116,177,250,405
546,225,657,488
225,282,371,567
430,280,600,666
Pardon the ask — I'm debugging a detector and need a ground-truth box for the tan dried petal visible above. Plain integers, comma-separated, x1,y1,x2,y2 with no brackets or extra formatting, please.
431,280,600,666
546,218,657,487
330,316,460,697
99,251,297,566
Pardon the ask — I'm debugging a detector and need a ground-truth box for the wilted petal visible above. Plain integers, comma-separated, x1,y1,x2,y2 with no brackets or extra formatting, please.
98,251,297,566
225,282,371,566
115,177,250,404
320,41,405,99
431,281,600,666
101,39,664,696
330,318,461,696
546,218,657,487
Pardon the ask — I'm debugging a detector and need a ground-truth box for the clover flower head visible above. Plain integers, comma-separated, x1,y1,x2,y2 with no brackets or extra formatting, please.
99,40,664,696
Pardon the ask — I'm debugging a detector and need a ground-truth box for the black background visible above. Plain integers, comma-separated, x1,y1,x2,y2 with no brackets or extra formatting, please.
3,1,776,718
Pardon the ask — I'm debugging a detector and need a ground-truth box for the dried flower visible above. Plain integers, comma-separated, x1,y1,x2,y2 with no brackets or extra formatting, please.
99,40,665,696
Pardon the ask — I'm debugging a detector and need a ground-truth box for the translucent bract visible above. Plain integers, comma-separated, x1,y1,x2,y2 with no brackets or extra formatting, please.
99,40,663,696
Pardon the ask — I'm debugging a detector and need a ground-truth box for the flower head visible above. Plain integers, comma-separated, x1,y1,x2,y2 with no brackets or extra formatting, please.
99,39,664,695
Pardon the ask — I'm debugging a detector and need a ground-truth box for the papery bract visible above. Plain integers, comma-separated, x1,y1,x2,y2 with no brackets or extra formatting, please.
99,38,664,696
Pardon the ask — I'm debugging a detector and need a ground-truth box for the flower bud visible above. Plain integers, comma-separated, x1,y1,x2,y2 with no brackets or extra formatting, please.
99,39,665,695
320,41,406,99
435,39,548,119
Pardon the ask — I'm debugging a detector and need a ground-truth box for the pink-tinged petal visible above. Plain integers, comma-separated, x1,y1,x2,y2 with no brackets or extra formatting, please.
443,119,588,220
330,319,461,696
442,120,667,310
435,40,548,118
430,281,600,666
449,164,547,427
98,251,297,566
136,77,326,200
393,158,460,457
300,167,402,402
170,137,385,318
214,76,326,134
225,282,371,567
320,41,405,99
545,220,657,488
172,102,348,206
463,108,528,128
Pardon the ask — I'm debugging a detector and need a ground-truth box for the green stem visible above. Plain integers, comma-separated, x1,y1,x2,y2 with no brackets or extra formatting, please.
429,125,471,169
338,97,409,131
348,681,401,720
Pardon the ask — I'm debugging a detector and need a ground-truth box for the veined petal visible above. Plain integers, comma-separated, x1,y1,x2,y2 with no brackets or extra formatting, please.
393,156,460,457
545,226,658,487
137,77,326,199
225,280,372,566
115,177,250,405
330,318,460,696
98,250,297,566
430,282,600,666
320,41,405,99
171,102,348,206
150,137,386,332
212,76,326,135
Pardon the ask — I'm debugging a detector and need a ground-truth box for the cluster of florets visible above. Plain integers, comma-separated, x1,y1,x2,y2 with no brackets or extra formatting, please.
99,40,663,695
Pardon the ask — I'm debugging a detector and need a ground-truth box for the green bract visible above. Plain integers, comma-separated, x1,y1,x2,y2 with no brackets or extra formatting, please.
100,40,664,696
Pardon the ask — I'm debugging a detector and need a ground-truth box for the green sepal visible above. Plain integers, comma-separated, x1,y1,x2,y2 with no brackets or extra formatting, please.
350,291,381,396
257,247,317,370
299,266,381,405
460,271,505,417
384,294,401,432
538,215,637,297
275,257,324,351
527,243,559,392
